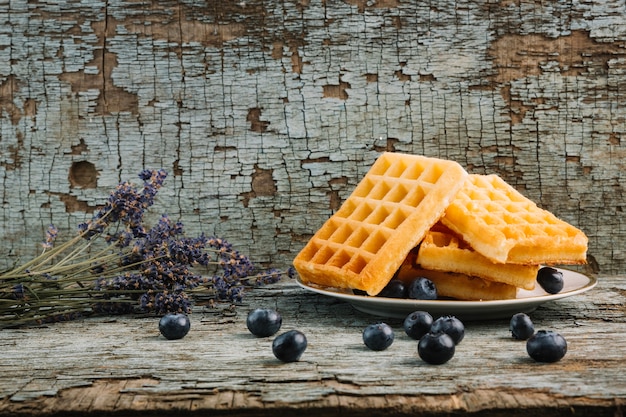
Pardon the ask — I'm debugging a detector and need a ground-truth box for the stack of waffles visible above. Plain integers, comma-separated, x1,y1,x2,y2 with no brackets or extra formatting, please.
293,153,588,300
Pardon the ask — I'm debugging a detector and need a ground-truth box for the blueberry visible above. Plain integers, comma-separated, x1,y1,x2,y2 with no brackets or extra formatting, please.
272,330,307,362
377,280,407,298
418,332,456,365
526,330,567,363
246,308,282,337
537,267,564,294
403,310,433,340
430,315,464,345
362,323,395,351
158,313,191,340
408,277,437,300
510,313,535,340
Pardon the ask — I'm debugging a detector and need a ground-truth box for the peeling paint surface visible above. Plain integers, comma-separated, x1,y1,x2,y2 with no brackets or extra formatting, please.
0,0,625,272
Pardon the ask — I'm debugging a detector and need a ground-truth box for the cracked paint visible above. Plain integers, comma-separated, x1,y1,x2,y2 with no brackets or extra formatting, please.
0,0,625,274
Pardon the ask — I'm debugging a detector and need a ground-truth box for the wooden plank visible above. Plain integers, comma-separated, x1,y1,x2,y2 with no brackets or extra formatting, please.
0,275,624,416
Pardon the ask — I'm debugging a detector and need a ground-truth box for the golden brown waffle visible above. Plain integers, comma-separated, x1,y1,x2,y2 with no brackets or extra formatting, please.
396,255,517,300
417,227,538,290
442,174,588,265
293,153,468,295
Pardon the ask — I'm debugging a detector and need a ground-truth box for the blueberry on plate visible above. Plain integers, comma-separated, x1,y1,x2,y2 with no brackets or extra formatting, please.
363,323,395,351
418,332,456,365
246,308,282,337
510,313,535,340
377,280,407,298
272,330,308,362
537,267,564,294
159,313,191,340
408,277,437,300
526,330,567,363
430,315,464,345
403,310,433,340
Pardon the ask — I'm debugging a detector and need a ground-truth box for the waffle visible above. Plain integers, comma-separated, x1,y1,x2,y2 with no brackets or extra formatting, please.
396,252,517,300
293,153,468,295
441,174,588,265
417,226,538,290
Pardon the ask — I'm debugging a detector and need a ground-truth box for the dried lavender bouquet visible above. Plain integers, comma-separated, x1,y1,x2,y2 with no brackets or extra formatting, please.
0,169,291,329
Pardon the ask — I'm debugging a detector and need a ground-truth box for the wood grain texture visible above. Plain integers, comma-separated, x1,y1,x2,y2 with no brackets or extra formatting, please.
0,0,625,275
0,275,625,416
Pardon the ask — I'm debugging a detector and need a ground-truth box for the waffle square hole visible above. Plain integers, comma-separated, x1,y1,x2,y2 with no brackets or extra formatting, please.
543,216,560,225
502,213,523,225
363,230,388,254
369,156,392,176
316,219,341,240
311,245,335,265
467,201,483,212
329,249,353,269
369,182,391,200
386,183,409,203
345,227,370,248
329,223,355,244
431,232,453,247
353,178,375,198
482,176,498,188
501,225,521,239
403,184,428,206
367,205,392,225
298,241,321,262
520,213,540,224
490,190,512,201
382,208,408,229
384,160,408,178
504,203,525,214
335,199,357,219
346,254,369,274
508,189,529,203
522,224,541,237
400,162,427,180
482,212,503,226
418,165,443,184
468,189,488,201
349,203,374,222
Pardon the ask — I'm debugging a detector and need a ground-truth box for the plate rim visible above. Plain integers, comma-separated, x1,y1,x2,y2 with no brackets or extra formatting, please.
296,267,598,309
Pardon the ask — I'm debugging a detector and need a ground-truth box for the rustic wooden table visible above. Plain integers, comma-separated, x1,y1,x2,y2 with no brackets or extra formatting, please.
1,274,625,417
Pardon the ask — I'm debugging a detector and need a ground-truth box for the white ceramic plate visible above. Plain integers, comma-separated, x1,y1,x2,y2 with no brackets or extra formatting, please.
296,268,597,321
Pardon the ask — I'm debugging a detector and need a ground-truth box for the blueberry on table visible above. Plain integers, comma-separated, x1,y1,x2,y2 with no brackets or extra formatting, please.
362,323,395,351
408,277,437,300
418,332,456,365
526,330,567,363
510,313,535,340
158,313,191,340
272,330,308,362
377,280,407,298
403,310,433,340
246,308,282,337
430,315,465,345
537,267,564,294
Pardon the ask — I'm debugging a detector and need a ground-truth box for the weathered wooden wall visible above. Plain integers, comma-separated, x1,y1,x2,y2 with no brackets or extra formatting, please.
0,0,625,273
